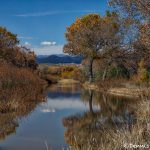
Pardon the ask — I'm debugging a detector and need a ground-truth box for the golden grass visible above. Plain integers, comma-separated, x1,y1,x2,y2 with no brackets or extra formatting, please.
0,62,46,113
58,79,79,84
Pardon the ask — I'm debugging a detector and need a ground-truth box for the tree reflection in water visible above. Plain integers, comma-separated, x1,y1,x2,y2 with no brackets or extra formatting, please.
0,92,45,140
62,89,137,149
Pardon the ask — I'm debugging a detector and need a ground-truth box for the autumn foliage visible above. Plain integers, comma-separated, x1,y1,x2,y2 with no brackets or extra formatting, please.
64,13,122,82
0,27,37,69
0,27,46,112
63,0,150,84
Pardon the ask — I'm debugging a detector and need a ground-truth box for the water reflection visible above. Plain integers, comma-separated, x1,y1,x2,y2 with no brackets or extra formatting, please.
0,93,45,141
62,89,137,149
0,84,137,150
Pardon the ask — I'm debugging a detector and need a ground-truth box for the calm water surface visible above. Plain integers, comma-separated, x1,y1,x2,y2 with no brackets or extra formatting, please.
0,84,137,150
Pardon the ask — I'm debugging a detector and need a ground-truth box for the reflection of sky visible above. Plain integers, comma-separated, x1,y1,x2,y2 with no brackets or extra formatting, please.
39,97,99,113
0,88,99,150
40,98,88,112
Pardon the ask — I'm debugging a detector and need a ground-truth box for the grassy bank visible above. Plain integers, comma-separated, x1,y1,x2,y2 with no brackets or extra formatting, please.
0,61,46,113
0,61,47,139
82,80,150,98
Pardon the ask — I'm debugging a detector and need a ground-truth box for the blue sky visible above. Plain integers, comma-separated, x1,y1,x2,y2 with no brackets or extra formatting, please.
0,0,109,55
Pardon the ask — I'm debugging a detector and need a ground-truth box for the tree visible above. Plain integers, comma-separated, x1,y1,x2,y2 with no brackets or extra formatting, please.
109,0,150,52
0,27,37,69
64,13,121,82
109,0,150,74
109,0,150,39
109,0,150,22
0,27,19,62
0,27,19,48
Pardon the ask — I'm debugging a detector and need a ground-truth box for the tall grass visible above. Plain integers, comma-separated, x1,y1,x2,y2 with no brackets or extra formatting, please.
0,61,47,140
0,61,46,113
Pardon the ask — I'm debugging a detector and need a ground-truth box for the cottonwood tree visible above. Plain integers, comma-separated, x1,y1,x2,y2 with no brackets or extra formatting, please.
109,0,150,59
0,27,19,48
109,0,150,21
64,13,122,82
0,27,19,61
0,27,37,69
109,0,150,43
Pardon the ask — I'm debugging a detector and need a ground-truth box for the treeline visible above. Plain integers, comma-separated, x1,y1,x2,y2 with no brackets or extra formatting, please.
64,0,150,84
0,27,46,113
0,27,37,69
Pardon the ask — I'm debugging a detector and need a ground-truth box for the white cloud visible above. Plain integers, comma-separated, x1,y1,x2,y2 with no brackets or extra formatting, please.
41,41,56,46
51,41,56,45
24,42,31,46
32,45,63,55
39,98,99,113
14,10,97,17
40,98,88,111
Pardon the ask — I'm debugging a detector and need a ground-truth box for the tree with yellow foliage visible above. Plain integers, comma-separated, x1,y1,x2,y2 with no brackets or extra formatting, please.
64,12,121,82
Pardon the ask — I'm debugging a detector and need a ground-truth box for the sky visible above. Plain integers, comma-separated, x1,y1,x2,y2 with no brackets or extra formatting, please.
0,0,109,55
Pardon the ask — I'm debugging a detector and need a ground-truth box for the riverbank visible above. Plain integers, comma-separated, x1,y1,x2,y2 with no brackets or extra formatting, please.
82,82,149,98
0,62,46,113
58,79,79,85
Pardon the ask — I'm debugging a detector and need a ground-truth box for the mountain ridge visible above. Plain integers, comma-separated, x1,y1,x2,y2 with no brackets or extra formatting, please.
36,54,82,64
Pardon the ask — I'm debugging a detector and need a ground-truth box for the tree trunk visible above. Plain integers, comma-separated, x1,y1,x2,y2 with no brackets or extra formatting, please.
88,58,94,83
102,68,107,81
88,90,94,114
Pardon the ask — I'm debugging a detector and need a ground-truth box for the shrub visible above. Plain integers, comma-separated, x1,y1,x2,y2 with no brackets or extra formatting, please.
0,62,46,107
107,65,129,79
138,60,150,82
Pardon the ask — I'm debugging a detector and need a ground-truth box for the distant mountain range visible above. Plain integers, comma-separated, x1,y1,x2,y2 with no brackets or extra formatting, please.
36,54,82,64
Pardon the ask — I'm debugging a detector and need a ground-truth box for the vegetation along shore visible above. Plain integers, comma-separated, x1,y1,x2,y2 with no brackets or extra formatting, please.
0,0,149,149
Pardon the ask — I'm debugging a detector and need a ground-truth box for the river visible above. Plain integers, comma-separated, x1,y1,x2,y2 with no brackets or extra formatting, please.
0,83,137,150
